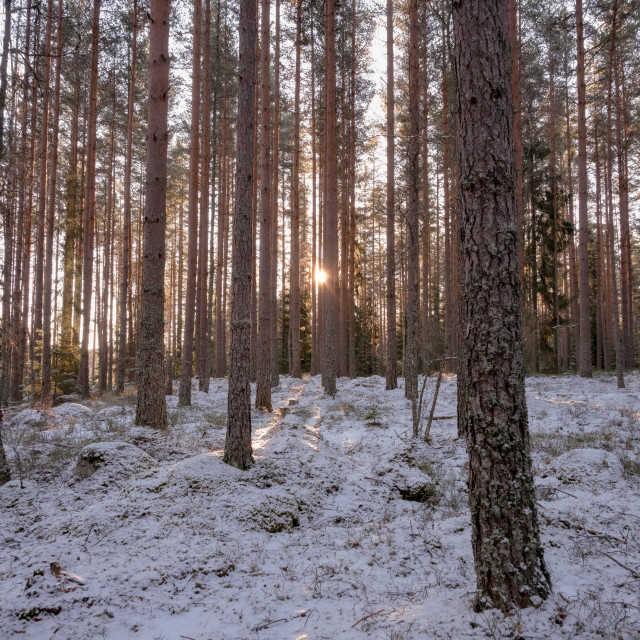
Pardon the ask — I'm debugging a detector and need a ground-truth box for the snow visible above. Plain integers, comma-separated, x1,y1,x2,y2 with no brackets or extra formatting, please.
1,372,640,639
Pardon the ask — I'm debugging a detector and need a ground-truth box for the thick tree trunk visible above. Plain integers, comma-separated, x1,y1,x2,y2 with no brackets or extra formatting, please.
225,0,257,470
255,0,272,410
135,0,170,428
323,0,338,397
576,0,592,378
453,0,551,610
78,0,101,398
385,0,397,391
179,0,201,405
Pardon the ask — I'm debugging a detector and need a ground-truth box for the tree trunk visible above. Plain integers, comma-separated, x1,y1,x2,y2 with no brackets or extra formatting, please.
405,0,419,407
576,0,592,378
453,0,551,610
225,0,257,470
347,0,356,379
78,0,101,398
310,23,318,377
270,0,281,387
385,0,397,391
9,0,31,402
289,0,302,379
323,0,338,397
135,0,170,428
198,0,212,392
605,0,624,388
41,0,64,407
33,0,54,401
0,0,12,404
255,0,272,410
179,0,201,405
117,0,137,393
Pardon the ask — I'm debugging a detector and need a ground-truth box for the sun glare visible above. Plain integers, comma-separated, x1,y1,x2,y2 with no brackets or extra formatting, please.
315,267,327,285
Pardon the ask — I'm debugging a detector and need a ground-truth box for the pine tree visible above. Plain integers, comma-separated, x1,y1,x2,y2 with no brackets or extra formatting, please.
453,0,551,610
135,0,170,428
225,0,257,470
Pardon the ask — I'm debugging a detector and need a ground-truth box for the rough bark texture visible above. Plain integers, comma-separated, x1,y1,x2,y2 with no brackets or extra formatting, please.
117,0,137,393
179,0,201,406
225,0,257,470
323,0,338,396
453,0,551,611
135,0,170,429
385,0,397,391
405,0,419,404
78,0,101,398
255,0,272,411
575,0,592,378
289,0,302,379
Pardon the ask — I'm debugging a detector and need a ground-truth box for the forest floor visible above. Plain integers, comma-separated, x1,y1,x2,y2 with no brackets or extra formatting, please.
1,372,640,639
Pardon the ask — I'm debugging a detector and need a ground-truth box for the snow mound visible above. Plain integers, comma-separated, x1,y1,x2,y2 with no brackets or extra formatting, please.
10,409,45,430
169,452,244,484
548,447,623,488
74,441,158,482
51,403,93,423
94,405,129,420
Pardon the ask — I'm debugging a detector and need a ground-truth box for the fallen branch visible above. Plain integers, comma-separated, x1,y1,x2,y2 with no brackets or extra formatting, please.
601,551,640,579
351,609,385,628
424,362,443,442
252,617,288,632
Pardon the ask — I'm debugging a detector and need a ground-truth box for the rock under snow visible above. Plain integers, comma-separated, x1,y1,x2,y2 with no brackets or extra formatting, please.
74,441,157,482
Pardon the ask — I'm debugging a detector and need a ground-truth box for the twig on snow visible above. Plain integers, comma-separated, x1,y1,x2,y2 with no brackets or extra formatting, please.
601,551,640,579
351,608,385,628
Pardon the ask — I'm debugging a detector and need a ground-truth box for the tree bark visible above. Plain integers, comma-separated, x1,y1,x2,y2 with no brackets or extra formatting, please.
135,0,170,428
323,0,338,397
225,0,257,470
78,0,101,398
453,0,551,610
289,0,302,379
33,0,54,401
198,0,212,392
255,0,272,410
385,0,397,390
576,0,592,378
179,0,202,405
405,0,419,406
41,0,64,407
117,0,137,393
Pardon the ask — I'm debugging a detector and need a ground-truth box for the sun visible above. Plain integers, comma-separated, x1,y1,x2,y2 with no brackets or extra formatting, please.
315,267,327,285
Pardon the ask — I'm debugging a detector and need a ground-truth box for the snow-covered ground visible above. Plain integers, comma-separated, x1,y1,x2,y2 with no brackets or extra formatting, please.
1,372,640,639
